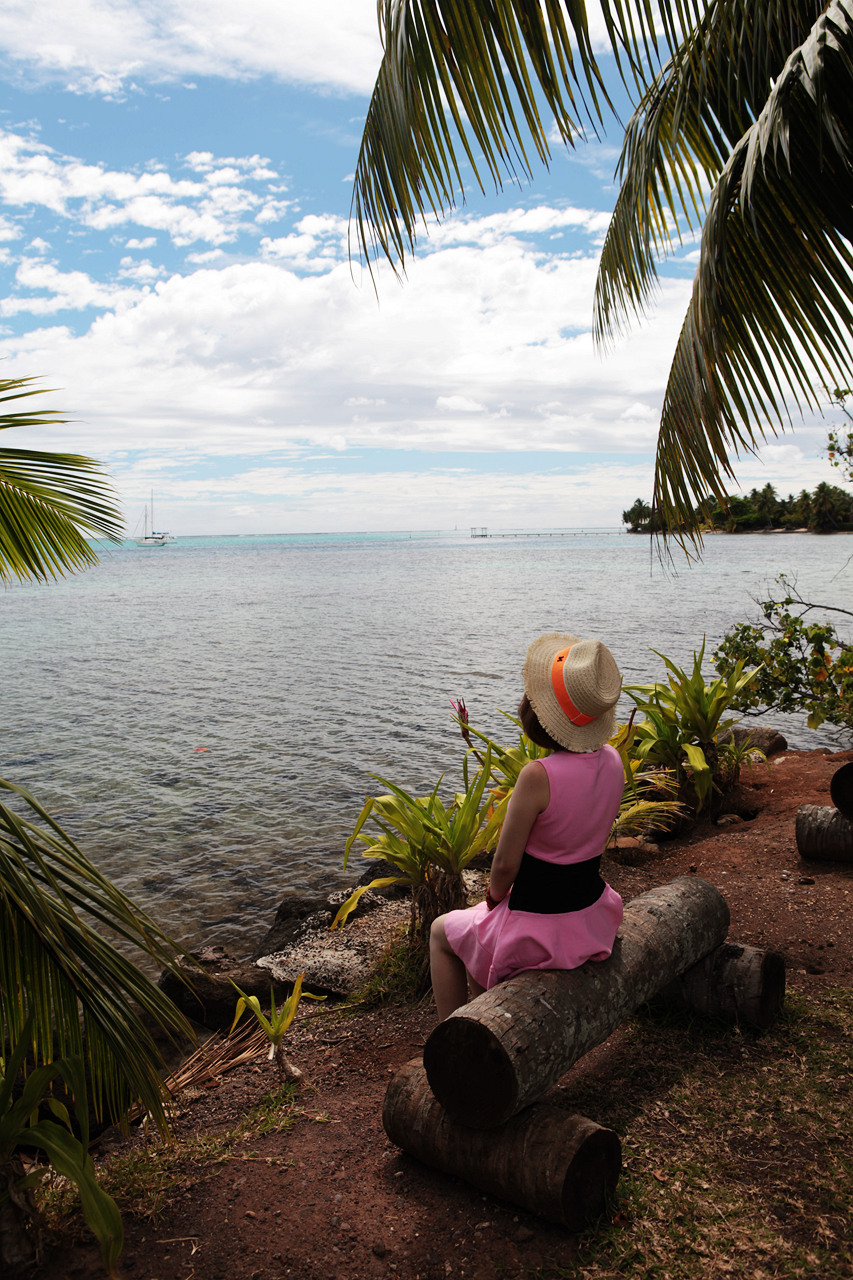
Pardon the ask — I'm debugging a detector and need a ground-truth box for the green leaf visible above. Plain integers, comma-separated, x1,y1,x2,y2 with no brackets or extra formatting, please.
330,877,407,930
0,777,196,1133
0,377,123,584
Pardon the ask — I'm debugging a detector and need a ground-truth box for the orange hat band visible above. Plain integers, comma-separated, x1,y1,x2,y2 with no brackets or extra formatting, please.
550,646,597,726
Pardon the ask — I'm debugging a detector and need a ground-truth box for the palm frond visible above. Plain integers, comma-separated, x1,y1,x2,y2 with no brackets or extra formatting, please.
594,0,826,343
652,0,853,543
0,377,123,584
352,0,635,271
0,777,196,1133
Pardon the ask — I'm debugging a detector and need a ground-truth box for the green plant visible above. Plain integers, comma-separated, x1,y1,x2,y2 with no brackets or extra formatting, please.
827,387,853,484
715,576,853,736
609,718,684,838
334,746,507,943
230,974,323,1082
451,699,551,811
0,376,123,583
0,778,196,1131
457,704,683,840
625,643,759,811
1,1015,123,1277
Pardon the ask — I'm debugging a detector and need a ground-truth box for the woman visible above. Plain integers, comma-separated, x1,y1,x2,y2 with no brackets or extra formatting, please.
430,632,625,1020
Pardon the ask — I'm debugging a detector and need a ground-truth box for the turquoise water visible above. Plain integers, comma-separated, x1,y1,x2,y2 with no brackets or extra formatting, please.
2,527,851,953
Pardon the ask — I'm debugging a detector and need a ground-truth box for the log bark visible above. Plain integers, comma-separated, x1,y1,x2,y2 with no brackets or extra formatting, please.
658,942,785,1029
424,876,729,1128
795,805,853,862
383,1059,621,1230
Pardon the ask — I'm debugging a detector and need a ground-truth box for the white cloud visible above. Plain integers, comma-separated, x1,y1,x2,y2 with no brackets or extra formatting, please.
0,129,289,247
1,260,145,315
437,395,486,414
0,229,688,461
112,456,660,535
0,1,383,96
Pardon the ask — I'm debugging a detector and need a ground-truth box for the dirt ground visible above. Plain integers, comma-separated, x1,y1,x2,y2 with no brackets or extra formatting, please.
33,745,853,1280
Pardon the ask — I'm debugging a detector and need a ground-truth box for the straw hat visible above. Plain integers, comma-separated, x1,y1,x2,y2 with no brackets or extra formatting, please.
522,633,622,752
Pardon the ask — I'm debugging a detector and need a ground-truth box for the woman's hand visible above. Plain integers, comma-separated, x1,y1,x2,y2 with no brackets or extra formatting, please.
488,761,550,904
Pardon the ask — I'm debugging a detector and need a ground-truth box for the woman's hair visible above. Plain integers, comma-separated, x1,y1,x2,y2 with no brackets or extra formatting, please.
517,693,565,752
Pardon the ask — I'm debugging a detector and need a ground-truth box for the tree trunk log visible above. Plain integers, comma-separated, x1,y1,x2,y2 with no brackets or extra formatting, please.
424,876,729,1128
795,804,853,862
383,1059,621,1230
658,942,785,1029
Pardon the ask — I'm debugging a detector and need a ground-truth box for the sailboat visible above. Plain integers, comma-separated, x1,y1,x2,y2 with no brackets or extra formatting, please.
135,491,175,547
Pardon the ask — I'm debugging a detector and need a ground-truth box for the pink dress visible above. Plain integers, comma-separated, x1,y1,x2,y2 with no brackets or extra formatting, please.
444,746,625,990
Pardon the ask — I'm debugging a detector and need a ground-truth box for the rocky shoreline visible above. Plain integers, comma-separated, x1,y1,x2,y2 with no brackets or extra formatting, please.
157,725,796,1032
158,861,416,1028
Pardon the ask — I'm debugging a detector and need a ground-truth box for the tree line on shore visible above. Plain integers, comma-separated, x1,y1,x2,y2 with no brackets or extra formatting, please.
623,482,853,535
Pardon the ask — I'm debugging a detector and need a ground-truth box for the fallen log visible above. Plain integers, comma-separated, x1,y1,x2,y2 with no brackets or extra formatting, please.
424,876,729,1128
658,942,785,1029
383,1059,621,1229
795,804,853,862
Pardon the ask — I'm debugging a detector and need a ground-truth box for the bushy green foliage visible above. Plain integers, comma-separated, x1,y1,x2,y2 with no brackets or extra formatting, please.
1,1015,123,1276
625,643,759,811
715,577,853,737
333,747,508,941
623,482,853,534
826,387,853,484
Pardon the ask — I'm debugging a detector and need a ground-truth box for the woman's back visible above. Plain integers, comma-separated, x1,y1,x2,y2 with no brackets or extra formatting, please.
526,745,625,865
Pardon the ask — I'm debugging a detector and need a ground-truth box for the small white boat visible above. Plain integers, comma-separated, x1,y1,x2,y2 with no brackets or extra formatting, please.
135,492,175,547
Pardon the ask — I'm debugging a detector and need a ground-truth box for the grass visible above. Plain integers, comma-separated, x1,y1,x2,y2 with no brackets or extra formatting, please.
39,1079,301,1227
346,920,428,1006
546,987,853,1280
35,987,853,1280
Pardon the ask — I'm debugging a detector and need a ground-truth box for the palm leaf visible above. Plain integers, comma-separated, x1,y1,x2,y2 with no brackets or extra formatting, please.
0,777,196,1132
352,0,635,270
0,376,123,583
652,0,853,542
594,0,826,344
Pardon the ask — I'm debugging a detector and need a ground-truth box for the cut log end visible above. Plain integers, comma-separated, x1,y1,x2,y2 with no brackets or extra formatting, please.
796,805,853,862
422,1017,517,1129
384,1059,621,1229
425,877,730,1127
659,943,786,1030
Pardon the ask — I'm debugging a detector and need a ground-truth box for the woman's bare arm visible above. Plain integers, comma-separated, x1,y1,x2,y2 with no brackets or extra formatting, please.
489,761,550,902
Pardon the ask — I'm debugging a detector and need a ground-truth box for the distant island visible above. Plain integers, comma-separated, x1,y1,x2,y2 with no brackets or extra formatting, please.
623,482,853,534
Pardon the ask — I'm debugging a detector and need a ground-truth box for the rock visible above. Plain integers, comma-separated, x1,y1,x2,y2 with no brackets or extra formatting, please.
252,862,407,959
256,893,408,998
157,952,297,1031
252,893,333,960
160,870,413,1020
719,725,787,756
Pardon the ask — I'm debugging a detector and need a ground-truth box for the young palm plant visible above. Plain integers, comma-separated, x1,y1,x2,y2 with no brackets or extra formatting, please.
333,747,507,950
230,974,323,1083
625,643,760,813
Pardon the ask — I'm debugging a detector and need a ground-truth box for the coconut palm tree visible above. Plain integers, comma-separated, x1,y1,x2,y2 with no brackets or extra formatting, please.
352,0,853,545
1,377,193,1128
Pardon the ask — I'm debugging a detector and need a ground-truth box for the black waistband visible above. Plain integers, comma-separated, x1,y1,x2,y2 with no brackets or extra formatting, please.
507,852,605,915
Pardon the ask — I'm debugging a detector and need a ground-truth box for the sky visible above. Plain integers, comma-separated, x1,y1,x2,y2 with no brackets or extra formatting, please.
0,1,841,536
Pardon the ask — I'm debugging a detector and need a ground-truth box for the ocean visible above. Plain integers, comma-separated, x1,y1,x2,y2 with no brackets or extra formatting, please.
2,528,850,955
